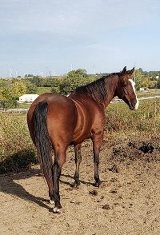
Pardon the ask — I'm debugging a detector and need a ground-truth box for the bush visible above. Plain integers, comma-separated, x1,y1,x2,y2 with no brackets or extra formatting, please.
0,98,18,110
0,149,37,174
0,113,36,174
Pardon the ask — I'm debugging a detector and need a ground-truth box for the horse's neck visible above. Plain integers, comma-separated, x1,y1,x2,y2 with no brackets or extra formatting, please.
70,75,118,108
103,76,118,107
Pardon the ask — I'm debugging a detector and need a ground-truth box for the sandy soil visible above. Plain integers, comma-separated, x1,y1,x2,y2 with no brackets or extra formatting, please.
1,136,160,235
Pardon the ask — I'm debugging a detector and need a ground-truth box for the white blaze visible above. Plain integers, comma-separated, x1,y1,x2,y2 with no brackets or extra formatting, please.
129,79,139,110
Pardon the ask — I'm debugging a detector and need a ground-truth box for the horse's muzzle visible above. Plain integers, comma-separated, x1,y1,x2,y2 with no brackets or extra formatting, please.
129,99,139,110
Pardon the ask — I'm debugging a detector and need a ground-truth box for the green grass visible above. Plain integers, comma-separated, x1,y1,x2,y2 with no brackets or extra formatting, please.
17,102,30,109
37,87,51,95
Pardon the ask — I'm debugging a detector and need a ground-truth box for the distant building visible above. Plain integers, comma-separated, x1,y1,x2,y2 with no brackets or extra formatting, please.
19,94,39,103
139,87,149,92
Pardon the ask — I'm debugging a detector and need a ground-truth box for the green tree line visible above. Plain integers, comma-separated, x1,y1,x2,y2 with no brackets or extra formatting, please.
0,68,160,109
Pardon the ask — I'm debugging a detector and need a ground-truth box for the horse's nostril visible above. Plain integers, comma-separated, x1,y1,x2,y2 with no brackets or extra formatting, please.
133,100,137,106
131,99,139,110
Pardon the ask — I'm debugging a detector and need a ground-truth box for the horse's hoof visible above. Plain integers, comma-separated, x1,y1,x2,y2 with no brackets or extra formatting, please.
94,183,99,187
71,181,80,188
53,207,60,213
93,181,101,187
50,200,54,205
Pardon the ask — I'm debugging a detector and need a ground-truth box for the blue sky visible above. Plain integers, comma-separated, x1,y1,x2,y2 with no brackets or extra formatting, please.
0,0,160,77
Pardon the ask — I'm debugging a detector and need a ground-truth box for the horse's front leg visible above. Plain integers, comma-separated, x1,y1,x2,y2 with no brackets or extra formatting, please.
72,144,82,187
92,132,103,187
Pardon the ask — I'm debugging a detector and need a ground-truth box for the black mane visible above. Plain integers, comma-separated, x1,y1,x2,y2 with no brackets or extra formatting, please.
73,72,119,104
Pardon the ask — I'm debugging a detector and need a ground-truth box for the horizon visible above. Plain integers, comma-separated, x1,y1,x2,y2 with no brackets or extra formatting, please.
0,0,160,77
1,67,160,79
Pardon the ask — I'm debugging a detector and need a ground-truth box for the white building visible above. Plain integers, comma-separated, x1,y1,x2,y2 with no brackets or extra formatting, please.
139,87,149,92
19,94,39,103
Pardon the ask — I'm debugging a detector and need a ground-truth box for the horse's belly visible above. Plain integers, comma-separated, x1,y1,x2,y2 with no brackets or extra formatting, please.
72,123,92,144
70,98,95,144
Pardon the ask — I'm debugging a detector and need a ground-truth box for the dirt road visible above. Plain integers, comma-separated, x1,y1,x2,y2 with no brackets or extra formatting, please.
1,137,160,235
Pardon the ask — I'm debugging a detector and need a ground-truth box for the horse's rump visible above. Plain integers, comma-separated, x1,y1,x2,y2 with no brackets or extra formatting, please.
46,95,78,147
27,94,77,148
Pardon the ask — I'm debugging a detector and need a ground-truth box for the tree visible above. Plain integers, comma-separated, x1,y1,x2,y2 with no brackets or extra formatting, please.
59,69,95,95
59,69,84,95
25,81,37,94
157,78,160,88
67,69,87,79
51,78,62,94
1,87,12,100
59,79,73,95
0,88,17,109
11,80,27,98
30,76,43,87
0,80,28,109
135,69,144,90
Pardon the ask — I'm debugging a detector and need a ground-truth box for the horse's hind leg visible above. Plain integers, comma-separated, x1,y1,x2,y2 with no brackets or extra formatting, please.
52,148,66,213
92,132,103,187
73,144,82,187
39,161,54,205
52,162,61,212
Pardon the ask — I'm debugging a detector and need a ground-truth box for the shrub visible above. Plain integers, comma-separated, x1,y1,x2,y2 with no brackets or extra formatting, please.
0,149,37,174
0,113,36,174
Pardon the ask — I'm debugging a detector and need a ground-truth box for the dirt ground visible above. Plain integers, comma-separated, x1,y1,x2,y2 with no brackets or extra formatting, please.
1,135,160,235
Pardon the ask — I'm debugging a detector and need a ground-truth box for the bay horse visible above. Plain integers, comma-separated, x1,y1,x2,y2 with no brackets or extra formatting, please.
27,66,139,212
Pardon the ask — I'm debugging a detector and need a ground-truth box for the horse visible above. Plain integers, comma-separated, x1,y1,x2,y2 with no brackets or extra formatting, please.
27,66,139,213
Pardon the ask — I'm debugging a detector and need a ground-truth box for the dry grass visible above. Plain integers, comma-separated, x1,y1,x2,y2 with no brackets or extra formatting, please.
0,98,160,173
106,99,160,135
0,113,36,173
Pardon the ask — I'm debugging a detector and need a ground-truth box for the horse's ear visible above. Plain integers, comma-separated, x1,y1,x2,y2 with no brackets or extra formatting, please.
121,66,127,74
127,67,135,75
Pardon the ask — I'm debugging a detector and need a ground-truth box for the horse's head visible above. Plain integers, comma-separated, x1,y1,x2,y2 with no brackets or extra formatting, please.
116,66,139,110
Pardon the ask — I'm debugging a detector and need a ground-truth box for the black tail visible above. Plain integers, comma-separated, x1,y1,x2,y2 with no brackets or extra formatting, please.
33,101,53,188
